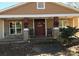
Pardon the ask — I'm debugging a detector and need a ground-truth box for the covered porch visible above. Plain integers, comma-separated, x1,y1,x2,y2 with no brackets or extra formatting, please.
0,15,79,42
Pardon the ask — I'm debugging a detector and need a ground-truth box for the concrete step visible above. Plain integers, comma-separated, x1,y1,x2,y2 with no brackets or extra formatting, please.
0,39,25,44
28,37,56,44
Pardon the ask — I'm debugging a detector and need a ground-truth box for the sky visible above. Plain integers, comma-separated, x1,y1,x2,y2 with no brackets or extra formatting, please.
0,2,79,10
0,2,18,9
0,2,67,10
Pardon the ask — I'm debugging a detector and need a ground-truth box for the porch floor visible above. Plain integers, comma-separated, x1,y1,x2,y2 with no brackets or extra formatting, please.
0,37,54,44
0,38,24,44
28,37,54,44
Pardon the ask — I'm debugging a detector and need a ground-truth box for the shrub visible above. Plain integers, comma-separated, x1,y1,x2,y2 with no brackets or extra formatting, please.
59,26,79,44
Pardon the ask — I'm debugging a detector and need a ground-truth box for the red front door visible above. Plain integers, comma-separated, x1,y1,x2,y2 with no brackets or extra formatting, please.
35,19,45,37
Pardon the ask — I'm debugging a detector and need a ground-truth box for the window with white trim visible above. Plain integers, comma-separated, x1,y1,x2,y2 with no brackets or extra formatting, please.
37,2,45,9
59,19,68,28
9,21,22,35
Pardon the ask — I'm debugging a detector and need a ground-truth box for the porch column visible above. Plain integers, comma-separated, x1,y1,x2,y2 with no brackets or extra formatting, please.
33,18,35,37
0,20,4,39
45,18,47,36
73,17,79,37
23,18,29,41
53,17,59,39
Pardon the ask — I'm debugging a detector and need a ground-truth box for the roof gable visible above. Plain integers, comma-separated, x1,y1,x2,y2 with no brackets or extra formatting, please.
0,2,79,15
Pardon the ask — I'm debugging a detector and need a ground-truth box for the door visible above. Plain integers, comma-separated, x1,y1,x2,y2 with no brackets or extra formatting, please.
35,19,45,37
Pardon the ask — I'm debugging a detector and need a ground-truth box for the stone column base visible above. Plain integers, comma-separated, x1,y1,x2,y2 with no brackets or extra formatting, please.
24,28,29,41
53,27,59,39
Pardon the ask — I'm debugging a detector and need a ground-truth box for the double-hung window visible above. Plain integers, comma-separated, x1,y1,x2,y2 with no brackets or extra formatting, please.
9,21,22,35
59,19,68,28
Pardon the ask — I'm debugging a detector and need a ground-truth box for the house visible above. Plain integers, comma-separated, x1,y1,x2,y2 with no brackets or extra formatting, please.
0,2,79,41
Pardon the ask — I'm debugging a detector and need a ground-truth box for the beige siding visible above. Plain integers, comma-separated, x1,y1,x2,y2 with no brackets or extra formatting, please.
67,18,73,27
60,17,79,37
4,20,9,37
28,19,33,29
0,20,4,39
73,17,78,28
47,18,53,29
72,17,79,37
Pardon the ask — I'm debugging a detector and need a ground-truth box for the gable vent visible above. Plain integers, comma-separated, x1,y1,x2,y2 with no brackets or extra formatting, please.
36,2,45,9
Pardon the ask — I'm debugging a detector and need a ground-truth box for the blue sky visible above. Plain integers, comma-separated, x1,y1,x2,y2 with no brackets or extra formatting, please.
0,2,78,10
0,2,66,9
0,2,18,9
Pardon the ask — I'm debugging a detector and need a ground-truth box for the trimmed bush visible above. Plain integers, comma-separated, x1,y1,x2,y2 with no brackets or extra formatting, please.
59,26,79,44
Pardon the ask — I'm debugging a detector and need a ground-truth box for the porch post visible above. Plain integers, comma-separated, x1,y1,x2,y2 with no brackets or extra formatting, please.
33,18,35,37
3,20,4,38
53,17,59,39
77,18,79,37
23,18,29,41
78,18,79,28
45,18,47,37
75,17,79,37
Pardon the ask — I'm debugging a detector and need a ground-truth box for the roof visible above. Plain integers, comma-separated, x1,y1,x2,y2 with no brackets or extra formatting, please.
0,2,26,13
0,2,79,15
63,2,79,9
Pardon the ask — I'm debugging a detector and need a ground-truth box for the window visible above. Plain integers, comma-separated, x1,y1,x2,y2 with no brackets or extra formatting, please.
10,22,15,34
37,2,45,9
9,21,22,35
59,19,68,28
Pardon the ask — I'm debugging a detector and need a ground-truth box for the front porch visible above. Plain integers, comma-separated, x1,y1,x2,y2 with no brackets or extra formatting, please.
2,17,60,40
0,16,79,42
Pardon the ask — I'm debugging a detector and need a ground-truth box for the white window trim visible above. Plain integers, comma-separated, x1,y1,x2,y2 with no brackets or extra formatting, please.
36,2,45,9
62,20,64,28
9,21,22,35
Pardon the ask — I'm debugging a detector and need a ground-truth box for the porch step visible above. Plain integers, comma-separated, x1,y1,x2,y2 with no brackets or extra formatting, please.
28,37,56,44
0,38,25,44
0,35,24,44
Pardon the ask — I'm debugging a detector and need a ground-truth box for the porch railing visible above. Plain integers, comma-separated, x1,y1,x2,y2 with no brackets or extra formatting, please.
29,28,52,38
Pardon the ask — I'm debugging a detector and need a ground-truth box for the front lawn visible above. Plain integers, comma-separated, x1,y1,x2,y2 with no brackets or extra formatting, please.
0,40,78,56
